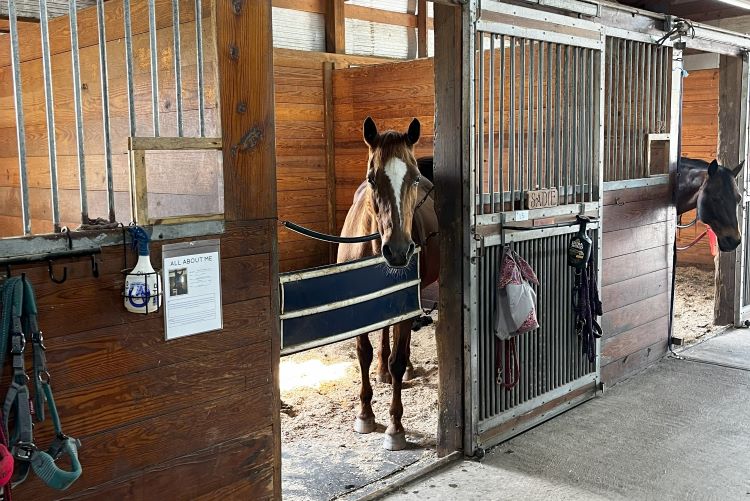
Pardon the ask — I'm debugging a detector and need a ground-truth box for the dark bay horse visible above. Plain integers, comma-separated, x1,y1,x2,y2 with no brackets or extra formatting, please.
337,117,439,450
676,157,743,252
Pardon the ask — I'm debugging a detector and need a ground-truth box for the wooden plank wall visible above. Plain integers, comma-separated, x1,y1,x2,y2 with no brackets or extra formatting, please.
601,184,674,386
332,57,435,232
272,48,387,271
0,0,219,236
678,68,719,267
9,0,281,497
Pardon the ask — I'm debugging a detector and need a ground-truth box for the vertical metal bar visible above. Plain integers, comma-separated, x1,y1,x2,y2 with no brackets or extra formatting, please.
562,45,570,203
589,49,596,202
605,39,612,181
656,46,663,132
69,0,89,222
529,41,536,193
612,39,620,182
520,40,526,209
195,0,206,136
634,42,642,178
489,35,496,214
478,34,485,215
617,40,628,181
96,0,115,222
124,0,136,137
572,47,579,204
8,0,30,234
626,41,633,179
172,0,184,136
148,0,160,136
39,0,59,232
538,41,544,189
555,45,561,192
499,35,505,211
663,47,671,132
510,38,516,210
546,42,552,189
645,44,653,169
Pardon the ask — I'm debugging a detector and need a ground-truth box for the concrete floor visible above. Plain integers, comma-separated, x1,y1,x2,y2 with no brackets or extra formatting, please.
384,329,750,501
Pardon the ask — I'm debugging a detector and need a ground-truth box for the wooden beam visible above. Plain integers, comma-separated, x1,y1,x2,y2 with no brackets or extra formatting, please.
433,2,464,457
325,0,345,54
715,54,742,325
214,0,280,496
323,61,336,263
417,0,428,58
128,137,222,151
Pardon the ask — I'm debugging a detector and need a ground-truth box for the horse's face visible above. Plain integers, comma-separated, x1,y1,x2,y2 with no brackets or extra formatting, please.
363,117,422,268
698,159,743,252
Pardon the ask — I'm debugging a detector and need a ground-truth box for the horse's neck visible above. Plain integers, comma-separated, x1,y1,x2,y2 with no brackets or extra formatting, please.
677,165,707,215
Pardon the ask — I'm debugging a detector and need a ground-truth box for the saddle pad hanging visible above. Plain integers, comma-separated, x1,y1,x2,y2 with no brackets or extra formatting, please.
494,248,540,340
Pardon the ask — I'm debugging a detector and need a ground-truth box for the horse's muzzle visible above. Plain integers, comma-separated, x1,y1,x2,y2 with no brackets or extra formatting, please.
382,241,416,268
719,236,741,252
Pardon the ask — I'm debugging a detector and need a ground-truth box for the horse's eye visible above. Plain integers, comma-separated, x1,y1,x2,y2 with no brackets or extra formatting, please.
367,175,376,186
414,176,421,186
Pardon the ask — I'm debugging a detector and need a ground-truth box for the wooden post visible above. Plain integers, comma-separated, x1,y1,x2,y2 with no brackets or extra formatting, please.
215,0,279,495
323,61,337,263
326,0,345,54
715,54,742,325
433,2,464,457
417,0,428,59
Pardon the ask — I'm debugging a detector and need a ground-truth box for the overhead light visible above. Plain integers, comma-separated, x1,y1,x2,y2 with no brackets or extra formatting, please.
715,0,750,9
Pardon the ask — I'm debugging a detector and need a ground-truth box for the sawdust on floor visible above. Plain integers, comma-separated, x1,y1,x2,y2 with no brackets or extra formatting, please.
674,264,723,343
280,311,439,455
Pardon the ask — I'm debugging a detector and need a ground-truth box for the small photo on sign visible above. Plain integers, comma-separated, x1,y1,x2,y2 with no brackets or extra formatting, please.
169,268,188,297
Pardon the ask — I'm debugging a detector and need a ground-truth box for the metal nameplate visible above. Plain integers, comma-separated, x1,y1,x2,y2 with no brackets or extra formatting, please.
526,189,559,210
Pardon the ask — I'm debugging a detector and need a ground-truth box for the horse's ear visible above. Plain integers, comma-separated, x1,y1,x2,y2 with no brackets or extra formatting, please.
708,159,719,176
363,117,378,147
406,118,421,146
732,161,745,178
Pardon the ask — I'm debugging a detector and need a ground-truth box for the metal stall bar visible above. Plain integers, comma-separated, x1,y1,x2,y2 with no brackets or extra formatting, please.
69,0,89,223
618,39,626,180
499,35,505,211
555,44,561,192
124,0,136,137
612,39,620,181
172,0,184,136
605,39,613,181
625,41,633,179
509,38,516,210
520,39,526,209
149,0,161,136
656,46,663,132
97,0,116,222
546,42,552,190
538,41,544,189
589,47,596,201
572,47,579,203
478,33,485,214
195,0,206,136
39,0,60,232
563,45,570,203
489,35,496,213
645,43,652,169
8,0,31,235
529,41,535,195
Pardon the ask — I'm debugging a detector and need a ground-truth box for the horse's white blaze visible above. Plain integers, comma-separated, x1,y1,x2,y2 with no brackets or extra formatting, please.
384,157,408,226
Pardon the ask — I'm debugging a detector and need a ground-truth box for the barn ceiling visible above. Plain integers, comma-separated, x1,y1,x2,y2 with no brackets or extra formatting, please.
615,0,750,22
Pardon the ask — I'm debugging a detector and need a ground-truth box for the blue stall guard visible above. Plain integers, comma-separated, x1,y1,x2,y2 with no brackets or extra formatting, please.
279,251,422,355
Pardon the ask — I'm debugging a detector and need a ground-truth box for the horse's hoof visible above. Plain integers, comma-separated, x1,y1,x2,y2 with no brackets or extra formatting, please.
377,372,392,384
383,431,407,451
354,416,376,434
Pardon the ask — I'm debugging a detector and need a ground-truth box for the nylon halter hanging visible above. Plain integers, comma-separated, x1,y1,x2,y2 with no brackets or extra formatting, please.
0,276,82,492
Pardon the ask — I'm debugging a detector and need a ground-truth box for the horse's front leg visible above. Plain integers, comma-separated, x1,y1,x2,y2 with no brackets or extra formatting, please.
377,327,391,384
354,333,376,434
383,320,412,450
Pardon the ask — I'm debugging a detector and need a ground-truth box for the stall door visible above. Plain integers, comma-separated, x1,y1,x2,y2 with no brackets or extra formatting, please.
736,54,750,327
467,2,604,453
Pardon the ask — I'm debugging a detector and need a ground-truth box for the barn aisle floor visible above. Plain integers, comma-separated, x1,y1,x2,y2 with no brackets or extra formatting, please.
382,329,750,500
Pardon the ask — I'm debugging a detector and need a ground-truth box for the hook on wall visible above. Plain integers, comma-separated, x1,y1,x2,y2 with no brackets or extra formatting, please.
48,260,68,284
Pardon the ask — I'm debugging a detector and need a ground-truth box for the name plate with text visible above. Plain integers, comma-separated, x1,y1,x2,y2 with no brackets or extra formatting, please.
527,188,559,210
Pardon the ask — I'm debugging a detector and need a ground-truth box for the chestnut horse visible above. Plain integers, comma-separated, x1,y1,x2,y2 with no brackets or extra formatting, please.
676,157,743,252
337,117,439,450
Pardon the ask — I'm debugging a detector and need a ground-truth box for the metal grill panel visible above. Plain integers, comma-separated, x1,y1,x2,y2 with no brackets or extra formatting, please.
604,38,672,181
475,32,600,215
744,201,750,308
477,230,598,422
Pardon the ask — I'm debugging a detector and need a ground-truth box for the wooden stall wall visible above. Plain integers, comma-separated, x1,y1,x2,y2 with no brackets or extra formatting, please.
0,0,220,237
332,57,435,232
678,68,719,267
600,184,674,386
7,0,280,498
272,48,386,271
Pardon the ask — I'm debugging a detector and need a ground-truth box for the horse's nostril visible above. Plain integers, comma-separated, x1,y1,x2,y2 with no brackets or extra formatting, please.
382,244,393,258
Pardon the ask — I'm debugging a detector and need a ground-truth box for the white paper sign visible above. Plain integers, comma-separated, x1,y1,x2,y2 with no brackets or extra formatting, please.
162,240,223,340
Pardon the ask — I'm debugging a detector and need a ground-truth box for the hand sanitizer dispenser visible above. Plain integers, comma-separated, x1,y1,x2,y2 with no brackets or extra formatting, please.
124,226,162,314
